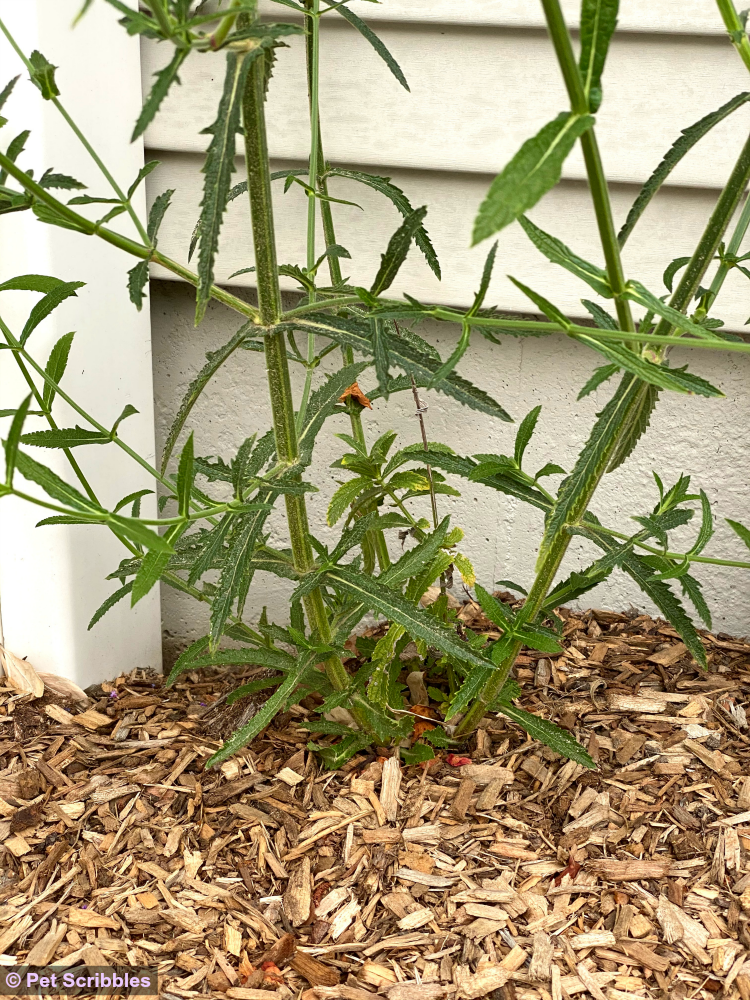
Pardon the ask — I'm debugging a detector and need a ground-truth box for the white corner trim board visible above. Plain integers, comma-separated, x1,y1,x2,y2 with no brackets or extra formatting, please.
0,0,162,686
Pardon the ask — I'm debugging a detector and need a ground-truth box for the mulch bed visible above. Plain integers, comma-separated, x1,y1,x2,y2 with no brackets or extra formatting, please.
2,601,750,1000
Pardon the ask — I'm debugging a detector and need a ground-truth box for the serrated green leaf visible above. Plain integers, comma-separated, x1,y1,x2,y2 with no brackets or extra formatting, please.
14,447,96,511
0,75,19,114
606,380,659,472
368,622,406,708
625,280,720,341
497,705,595,768
195,50,257,325
619,93,750,246
132,47,188,142
38,170,86,191
579,0,619,112
131,523,184,605
727,518,750,551
0,131,30,187
581,522,707,668
309,732,373,771
161,323,251,472
324,565,492,673
663,256,691,294
208,656,314,767
127,159,160,199
0,274,67,294
371,206,428,295
327,167,440,278
401,742,434,765
335,5,409,90
327,476,370,526
127,260,150,311
42,331,75,411
453,552,475,587
380,516,451,589
542,563,611,611
28,50,59,100
577,363,619,400
20,426,109,448
680,573,712,630
514,405,541,468
473,112,595,244
18,281,85,346
209,502,273,647
291,315,512,421
571,333,723,397
516,624,563,654
539,373,644,567
88,581,133,630
519,216,611,297
176,432,194,517
474,583,515,630
509,276,571,329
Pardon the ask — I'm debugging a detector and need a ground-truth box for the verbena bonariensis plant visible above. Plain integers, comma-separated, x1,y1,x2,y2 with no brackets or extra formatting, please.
2,0,750,769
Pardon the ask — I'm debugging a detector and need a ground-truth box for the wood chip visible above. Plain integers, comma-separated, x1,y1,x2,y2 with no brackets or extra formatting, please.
284,856,312,927
380,756,402,822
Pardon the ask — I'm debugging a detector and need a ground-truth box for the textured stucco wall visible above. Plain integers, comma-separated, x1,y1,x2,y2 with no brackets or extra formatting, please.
151,280,750,660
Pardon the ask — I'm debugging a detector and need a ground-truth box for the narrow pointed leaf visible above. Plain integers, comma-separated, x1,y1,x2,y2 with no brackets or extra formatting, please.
579,0,619,112
577,362,619,400
509,276,570,328
327,167,439,278
371,206,428,295
539,373,644,565
42,331,75,411
571,333,723,396
514,405,542,468
619,93,750,246
176,432,195,517
20,281,85,346
207,658,311,767
335,5,409,90
131,524,184,605
727,518,750,551
324,566,493,672
625,280,721,341
606,381,659,472
195,51,257,324
13,448,96,510
497,704,595,767
519,215,611,297
473,112,595,244
132,47,188,141
88,581,133,629
21,427,109,448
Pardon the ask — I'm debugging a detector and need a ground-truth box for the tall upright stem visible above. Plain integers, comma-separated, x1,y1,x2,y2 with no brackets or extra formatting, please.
539,0,635,336
240,40,354,696
297,0,322,428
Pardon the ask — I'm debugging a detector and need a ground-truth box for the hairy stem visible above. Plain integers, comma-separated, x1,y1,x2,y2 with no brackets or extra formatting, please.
240,34,358,701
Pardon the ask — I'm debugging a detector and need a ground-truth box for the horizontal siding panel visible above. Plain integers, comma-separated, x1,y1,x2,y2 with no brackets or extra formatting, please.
142,27,750,190
260,0,727,34
146,152,750,330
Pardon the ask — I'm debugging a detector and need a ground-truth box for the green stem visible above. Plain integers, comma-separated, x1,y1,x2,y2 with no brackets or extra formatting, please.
698,192,750,317
0,148,260,323
239,31,358,701
0,16,149,244
539,0,635,336
654,130,750,338
716,0,750,73
210,0,243,49
297,0,322,431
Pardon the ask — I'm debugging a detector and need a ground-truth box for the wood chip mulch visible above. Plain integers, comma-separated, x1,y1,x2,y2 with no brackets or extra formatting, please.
2,603,750,1000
